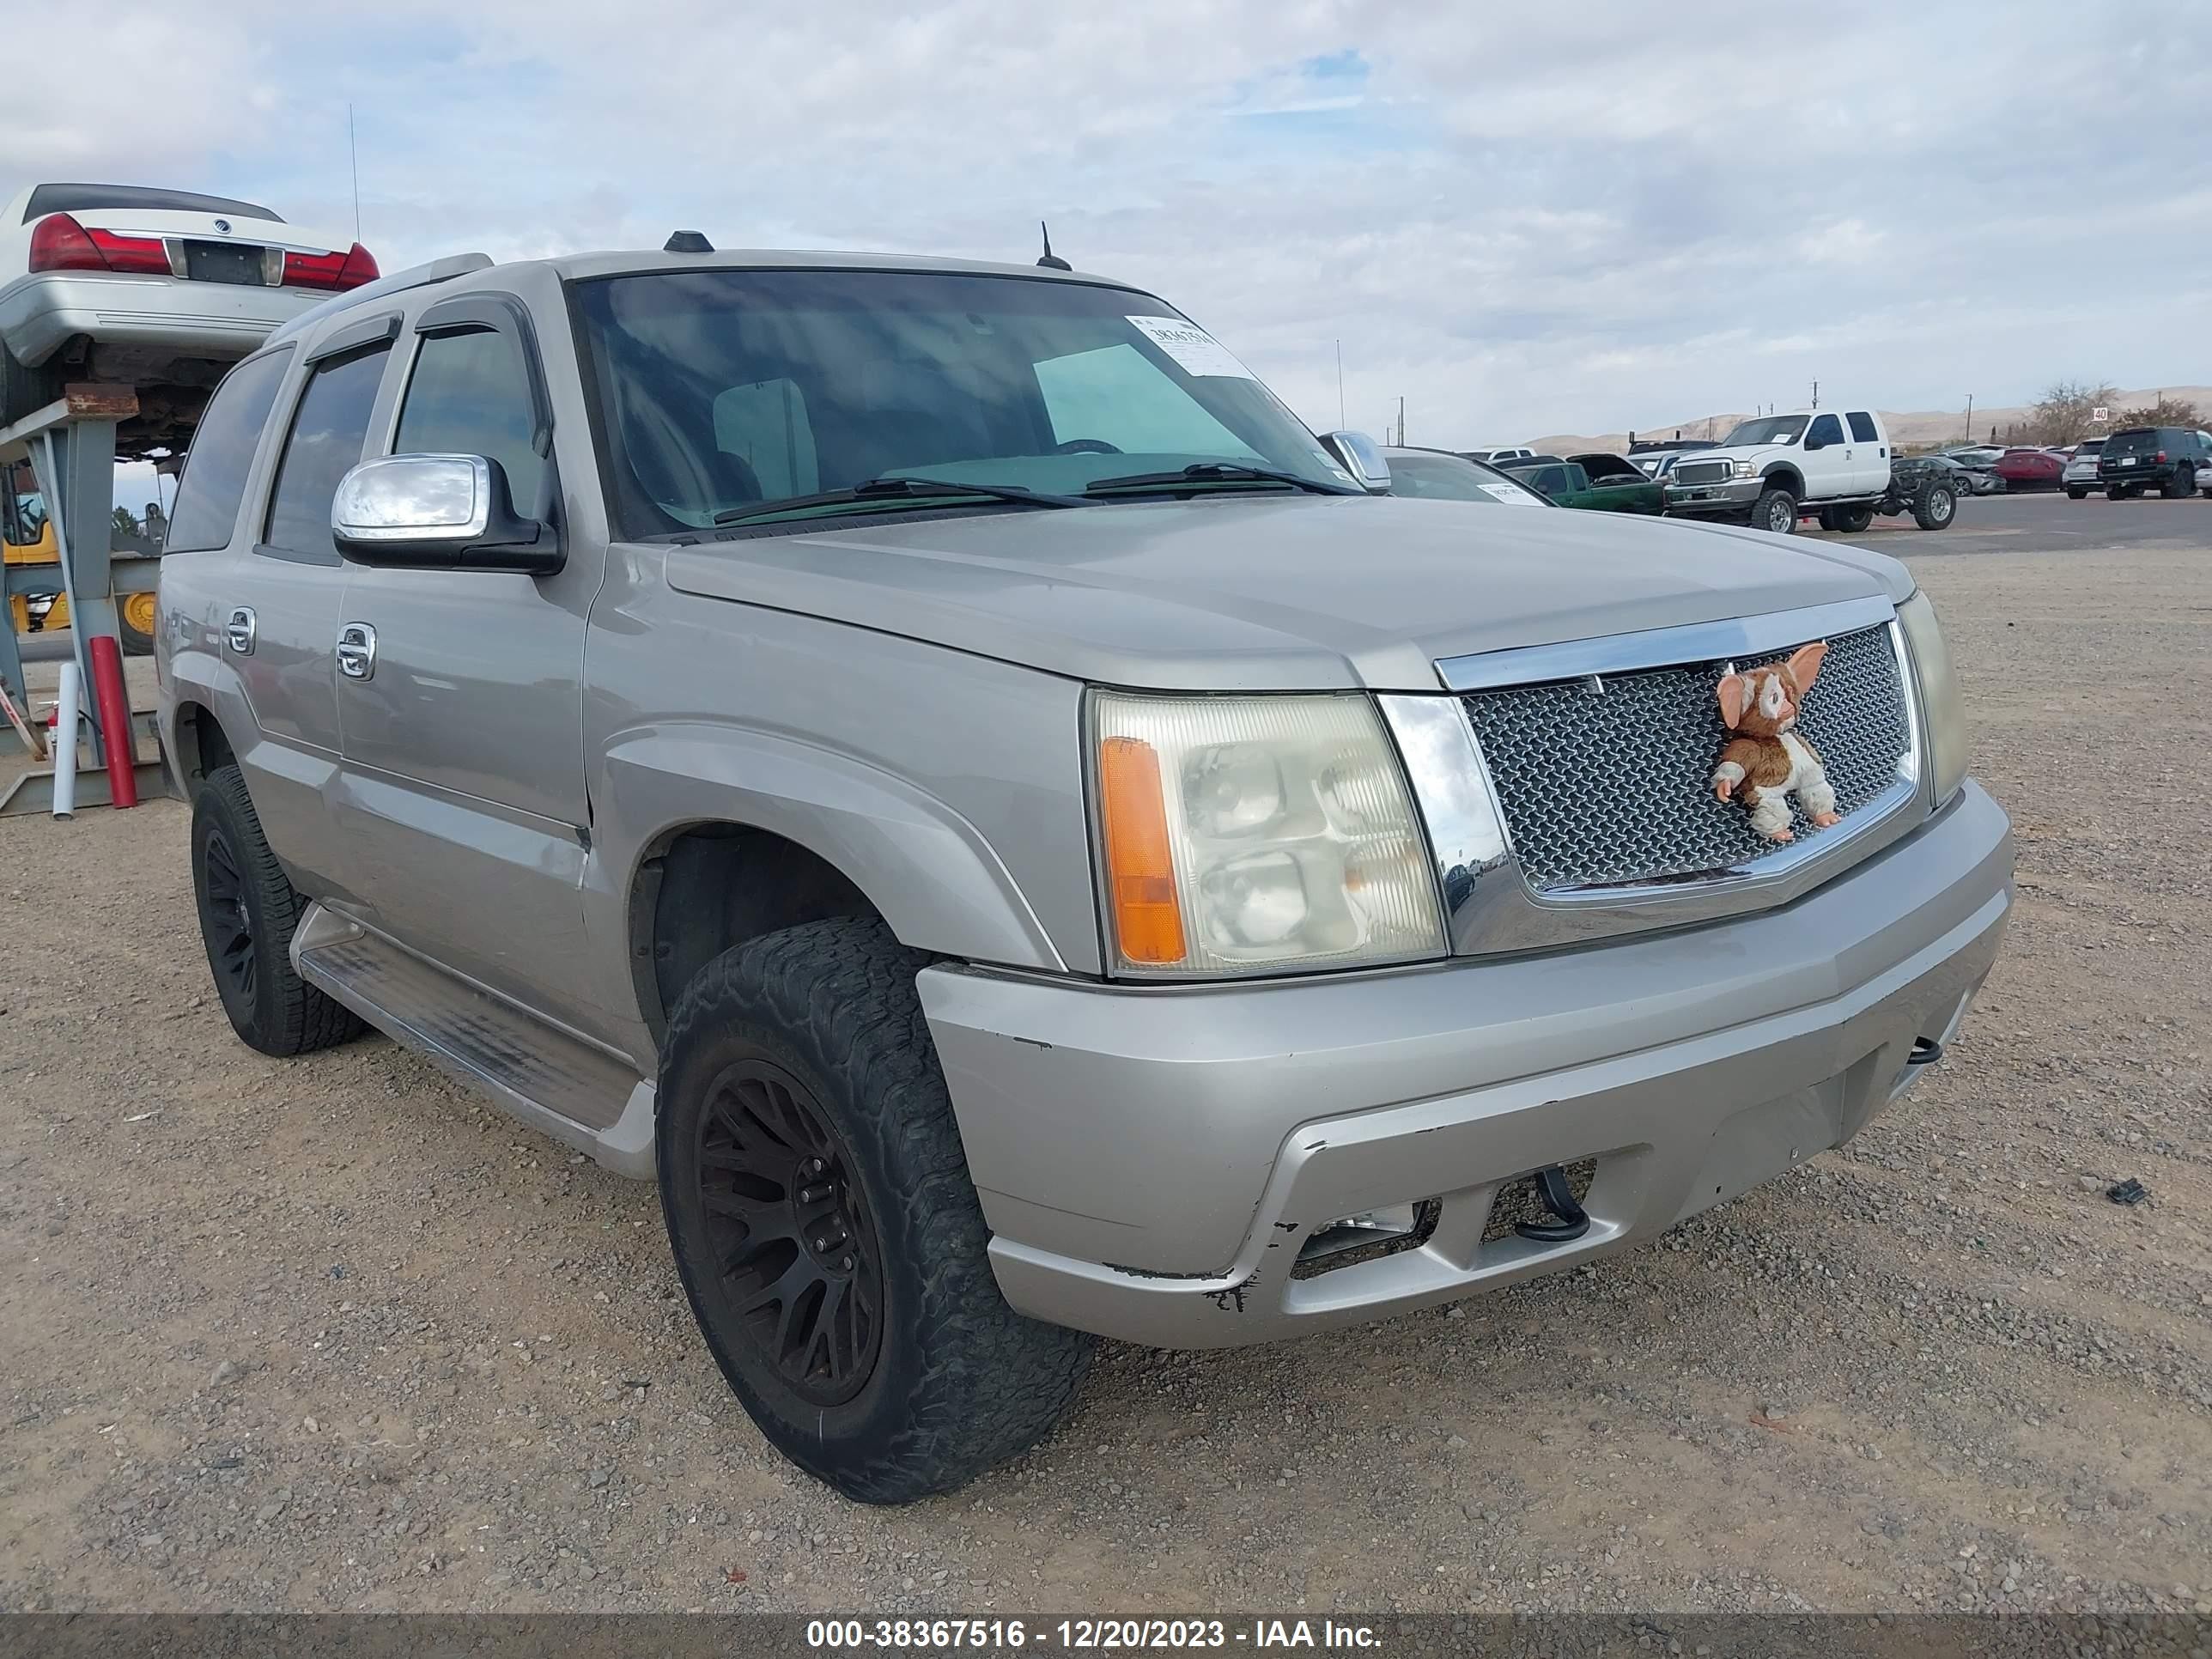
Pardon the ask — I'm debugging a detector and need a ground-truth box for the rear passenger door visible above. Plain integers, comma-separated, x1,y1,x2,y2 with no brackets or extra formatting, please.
1845,411,1887,494
223,331,394,896
329,292,608,1030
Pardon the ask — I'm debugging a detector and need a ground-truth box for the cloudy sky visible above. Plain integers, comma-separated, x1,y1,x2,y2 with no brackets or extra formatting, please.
11,0,2210,447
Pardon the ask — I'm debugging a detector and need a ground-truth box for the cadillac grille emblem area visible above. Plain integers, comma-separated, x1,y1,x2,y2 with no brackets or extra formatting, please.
1711,641,1844,843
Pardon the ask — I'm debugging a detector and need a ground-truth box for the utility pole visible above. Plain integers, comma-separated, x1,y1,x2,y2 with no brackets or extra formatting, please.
1962,394,1972,445
1396,396,1406,447
1334,341,1346,430
1810,380,1819,410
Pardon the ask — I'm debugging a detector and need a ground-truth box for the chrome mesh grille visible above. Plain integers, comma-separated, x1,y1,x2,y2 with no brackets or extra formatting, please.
1460,623,1911,890
1671,459,1734,487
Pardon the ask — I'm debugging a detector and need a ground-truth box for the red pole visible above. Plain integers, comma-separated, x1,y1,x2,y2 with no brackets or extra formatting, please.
88,632,137,810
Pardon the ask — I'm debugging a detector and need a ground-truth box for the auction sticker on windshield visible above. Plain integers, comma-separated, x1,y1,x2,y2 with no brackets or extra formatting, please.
1126,315,1255,379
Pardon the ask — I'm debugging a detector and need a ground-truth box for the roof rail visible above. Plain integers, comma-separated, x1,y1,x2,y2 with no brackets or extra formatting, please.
265,252,495,348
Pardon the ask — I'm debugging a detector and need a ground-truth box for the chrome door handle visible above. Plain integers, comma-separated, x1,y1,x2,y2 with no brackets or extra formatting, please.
225,606,257,655
337,622,377,682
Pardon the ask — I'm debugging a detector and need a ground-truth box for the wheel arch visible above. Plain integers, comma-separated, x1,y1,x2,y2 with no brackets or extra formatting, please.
605,726,1074,1045
168,697,237,799
1757,464,1807,497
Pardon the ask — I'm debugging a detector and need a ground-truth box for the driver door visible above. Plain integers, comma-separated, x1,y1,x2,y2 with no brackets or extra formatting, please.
328,292,617,1039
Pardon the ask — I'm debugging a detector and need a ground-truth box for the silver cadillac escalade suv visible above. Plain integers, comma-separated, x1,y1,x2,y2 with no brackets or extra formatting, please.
156,241,2012,1504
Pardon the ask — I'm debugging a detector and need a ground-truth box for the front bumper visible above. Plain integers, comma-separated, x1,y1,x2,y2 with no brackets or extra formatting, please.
0,271,312,368
1662,476,1762,515
920,781,2012,1349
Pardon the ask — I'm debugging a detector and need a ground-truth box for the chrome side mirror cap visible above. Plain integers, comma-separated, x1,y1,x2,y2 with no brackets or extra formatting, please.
1321,430,1392,493
332,453,562,574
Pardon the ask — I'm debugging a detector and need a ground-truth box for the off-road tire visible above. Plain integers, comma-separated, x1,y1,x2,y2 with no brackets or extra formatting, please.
191,764,365,1056
1827,504,1875,534
2107,485,2130,501
1752,486,1797,535
1912,483,1957,531
658,917,1094,1504
2164,465,2194,501
2065,487,2087,501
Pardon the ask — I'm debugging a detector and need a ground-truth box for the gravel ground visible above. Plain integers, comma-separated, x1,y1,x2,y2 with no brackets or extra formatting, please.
1,539,2207,1618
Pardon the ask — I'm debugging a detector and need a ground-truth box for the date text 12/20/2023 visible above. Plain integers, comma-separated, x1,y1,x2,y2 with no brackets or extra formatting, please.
805,1619,1382,1650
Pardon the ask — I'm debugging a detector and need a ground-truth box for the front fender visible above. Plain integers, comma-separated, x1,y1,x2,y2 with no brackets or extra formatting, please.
602,721,1070,975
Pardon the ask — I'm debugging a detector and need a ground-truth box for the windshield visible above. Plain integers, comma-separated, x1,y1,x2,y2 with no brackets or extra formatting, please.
570,268,1354,536
1721,416,1807,447
1383,452,1547,505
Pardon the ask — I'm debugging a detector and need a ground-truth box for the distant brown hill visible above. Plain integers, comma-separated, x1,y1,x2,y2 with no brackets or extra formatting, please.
1523,386,2212,455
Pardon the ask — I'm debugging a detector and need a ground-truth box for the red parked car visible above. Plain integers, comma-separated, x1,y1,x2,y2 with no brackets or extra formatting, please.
1996,447,2065,490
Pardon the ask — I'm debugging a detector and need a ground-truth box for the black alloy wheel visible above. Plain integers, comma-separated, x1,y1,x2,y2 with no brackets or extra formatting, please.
198,823,257,1011
691,1058,884,1406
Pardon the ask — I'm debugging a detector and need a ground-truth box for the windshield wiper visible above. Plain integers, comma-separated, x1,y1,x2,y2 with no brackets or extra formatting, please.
1083,462,1359,499
714,476,1089,526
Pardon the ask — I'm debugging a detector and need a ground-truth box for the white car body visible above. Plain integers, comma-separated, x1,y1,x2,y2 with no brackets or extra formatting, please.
0,183,362,436
1662,407,1894,533
1464,446,1534,464
2061,439,2104,493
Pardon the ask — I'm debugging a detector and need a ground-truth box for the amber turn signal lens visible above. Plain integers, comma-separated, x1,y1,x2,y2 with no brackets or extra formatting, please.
1097,735,1186,964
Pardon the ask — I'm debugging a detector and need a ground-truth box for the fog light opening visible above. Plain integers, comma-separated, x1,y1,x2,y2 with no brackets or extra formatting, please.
1293,1199,1441,1279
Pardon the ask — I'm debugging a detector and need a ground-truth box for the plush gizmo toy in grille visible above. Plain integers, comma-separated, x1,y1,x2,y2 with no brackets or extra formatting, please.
1711,642,1840,844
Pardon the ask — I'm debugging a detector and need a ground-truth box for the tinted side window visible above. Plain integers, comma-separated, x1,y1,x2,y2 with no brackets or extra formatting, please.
1846,410,1878,443
1808,414,1844,446
164,350,293,552
395,327,546,513
263,346,392,562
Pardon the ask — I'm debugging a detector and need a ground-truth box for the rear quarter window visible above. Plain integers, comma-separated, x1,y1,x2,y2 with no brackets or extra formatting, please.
1846,411,1879,442
163,349,295,552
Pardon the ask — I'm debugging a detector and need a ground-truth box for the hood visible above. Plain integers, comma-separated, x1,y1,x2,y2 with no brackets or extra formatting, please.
660,494,1913,692
1685,441,1802,469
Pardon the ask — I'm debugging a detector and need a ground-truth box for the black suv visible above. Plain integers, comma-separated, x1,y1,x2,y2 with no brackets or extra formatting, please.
2095,426,2208,499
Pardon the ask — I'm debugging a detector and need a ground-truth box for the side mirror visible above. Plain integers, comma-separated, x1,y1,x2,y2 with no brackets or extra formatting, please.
1320,430,1391,492
1803,432,1826,451
332,454,562,574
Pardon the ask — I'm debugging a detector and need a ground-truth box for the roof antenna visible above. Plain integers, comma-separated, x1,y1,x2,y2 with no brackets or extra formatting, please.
1036,220,1071,271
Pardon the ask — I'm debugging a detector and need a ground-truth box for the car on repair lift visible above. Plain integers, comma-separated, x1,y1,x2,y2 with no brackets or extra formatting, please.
158,235,2012,1505
0,182,378,455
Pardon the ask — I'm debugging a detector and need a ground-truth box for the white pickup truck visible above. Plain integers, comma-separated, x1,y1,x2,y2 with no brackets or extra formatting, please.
1662,408,1952,536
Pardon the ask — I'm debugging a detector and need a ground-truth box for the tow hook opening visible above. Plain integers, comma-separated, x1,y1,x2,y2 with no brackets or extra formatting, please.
1908,1035,1944,1067
1513,1164,1592,1244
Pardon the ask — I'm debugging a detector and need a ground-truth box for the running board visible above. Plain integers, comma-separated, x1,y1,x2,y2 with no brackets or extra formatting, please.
291,904,656,1178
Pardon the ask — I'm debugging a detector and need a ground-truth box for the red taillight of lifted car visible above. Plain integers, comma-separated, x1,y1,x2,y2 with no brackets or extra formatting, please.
2155,451,2167,464
28,214,171,276
281,243,380,292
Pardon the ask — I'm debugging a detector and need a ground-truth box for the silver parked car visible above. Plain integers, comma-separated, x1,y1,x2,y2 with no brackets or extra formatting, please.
2061,438,2105,498
158,241,2013,1504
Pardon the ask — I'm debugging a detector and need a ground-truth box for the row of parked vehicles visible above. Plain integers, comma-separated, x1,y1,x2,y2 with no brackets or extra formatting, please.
7,178,2013,1504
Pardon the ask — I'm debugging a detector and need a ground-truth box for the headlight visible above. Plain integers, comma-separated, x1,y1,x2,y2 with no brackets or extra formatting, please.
1897,591,1968,805
1091,692,1446,978
1731,459,1755,479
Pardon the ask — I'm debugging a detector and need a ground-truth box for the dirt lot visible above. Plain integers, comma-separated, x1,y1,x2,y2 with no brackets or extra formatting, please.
2,537,2208,1617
